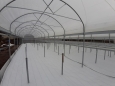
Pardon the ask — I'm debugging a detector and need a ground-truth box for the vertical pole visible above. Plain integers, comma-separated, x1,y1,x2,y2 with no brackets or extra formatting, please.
85,47,87,52
61,53,64,75
95,48,98,63
25,44,30,83
109,33,111,57
90,34,92,52
18,38,20,45
104,50,106,60
69,36,71,54
14,37,15,45
64,31,65,55
82,33,85,67
69,45,70,54
37,43,38,50
54,33,55,52
8,35,11,61
44,45,45,57
22,38,23,44
110,50,111,57
56,43,57,50
58,45,59,55
78,35,79,53
17,37,18,48
47,36,49,50
34,39,35,47
108,33,110,56
104,38,105,45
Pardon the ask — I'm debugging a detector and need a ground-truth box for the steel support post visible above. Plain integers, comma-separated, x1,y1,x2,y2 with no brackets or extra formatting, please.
58,45,59,55
37,43,38,50
34,38,35,47
104,38,105,45
8,35,11,61
104,50,106,60
69,45,71,54
14,37,15,45
64,31,65,55
108,33,110,56
61,53,64,75
82,34,85,67
25,44,30,83
95,48,98,63
22,38,23,44
54,34,55,52
90,34,92,52
44,37,45,57
17,37,18,48
110,51,111,57
78,35,79,53
44,45,45,57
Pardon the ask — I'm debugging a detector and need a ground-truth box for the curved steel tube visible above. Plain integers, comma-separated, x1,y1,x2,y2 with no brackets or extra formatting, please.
0,0,15,13
19,28,42,38
17,25,49,36
19,27,45,38
60,0,85,67
15,20,55,38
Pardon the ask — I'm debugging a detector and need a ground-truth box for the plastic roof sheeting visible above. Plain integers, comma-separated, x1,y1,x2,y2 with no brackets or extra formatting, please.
0,0,115,38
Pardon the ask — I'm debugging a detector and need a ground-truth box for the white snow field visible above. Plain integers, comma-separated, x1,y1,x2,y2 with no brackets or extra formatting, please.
1,43,115,86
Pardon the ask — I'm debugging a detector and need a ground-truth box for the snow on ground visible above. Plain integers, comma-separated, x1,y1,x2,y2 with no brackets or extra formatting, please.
1,43,115,86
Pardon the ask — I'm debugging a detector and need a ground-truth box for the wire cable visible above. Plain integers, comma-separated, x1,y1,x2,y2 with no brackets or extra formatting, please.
54,50,115,78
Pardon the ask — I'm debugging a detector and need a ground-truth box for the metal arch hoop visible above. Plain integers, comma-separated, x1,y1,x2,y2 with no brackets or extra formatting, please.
15,20,55,36
19,27,46,38
60,0,85,67
10,12,65,34
17,25,49,37
0,0,15,13
15,19,57,51
29,30,41,38
8,5,84,54
20,28,42,38
15,20,51,34
18,27,43,37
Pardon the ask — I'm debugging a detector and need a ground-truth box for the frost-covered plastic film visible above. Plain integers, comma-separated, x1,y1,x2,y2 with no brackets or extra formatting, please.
0,0,115,38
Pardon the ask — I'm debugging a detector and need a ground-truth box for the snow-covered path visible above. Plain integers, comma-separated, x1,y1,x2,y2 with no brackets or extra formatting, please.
1,43,115,86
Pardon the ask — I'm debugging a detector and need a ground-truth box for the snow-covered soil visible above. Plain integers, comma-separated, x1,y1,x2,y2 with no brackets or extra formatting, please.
1,43,115,86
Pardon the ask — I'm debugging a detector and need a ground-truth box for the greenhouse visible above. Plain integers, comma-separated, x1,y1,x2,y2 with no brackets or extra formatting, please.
0,0,115,86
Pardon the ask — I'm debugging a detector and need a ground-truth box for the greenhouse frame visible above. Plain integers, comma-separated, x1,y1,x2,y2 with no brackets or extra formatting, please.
0,0,115,86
